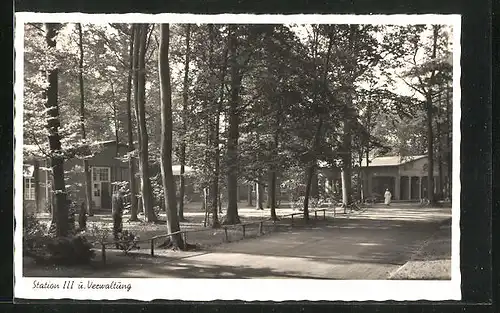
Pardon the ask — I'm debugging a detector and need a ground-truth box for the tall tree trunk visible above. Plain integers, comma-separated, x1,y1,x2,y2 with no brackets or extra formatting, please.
303,118,323,221
426,25,439,205
303,166,315,221
269,96,281,221
426,93,435,203
132,24,143,214
436,89,444,200
446,84,452,199
341,130,352,208
209,26,228,228
44,23,68,237
136,24,157,222
127,25,139,221
304,26,333,219
178,24,191,221
76,23,93,217
223,25,241,225
159,23,184,248
256,182,264,210
247,183,253,206
158,23,184,246
358,150,363,200
341,26,357,208
269,173,278,220
266,172,272,208
310,170,319,199
364,104,372,200
110,80,120,194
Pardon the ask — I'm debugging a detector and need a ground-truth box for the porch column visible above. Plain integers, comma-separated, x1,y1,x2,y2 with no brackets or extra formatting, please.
418,176,422,199
408,176,412,200
394,175,400,200
367,173,372,198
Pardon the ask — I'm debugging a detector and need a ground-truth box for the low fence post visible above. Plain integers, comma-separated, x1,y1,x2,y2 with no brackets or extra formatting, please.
224,227,228,242
323,209,326,220
150,238,155,256
101,243,106,265
291,214,294,226
259,221,263,235
242,224,246,238
315,211,317,220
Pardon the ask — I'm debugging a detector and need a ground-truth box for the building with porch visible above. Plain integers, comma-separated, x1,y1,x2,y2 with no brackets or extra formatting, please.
360,155,448,201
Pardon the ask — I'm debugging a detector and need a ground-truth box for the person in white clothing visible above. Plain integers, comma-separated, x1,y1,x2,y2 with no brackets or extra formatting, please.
384,188,392,206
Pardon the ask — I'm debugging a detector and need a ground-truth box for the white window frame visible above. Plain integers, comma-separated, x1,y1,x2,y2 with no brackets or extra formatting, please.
91,167,111,182
24,177,35,200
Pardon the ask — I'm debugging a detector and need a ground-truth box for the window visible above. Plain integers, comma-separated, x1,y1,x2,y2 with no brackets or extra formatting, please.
98,168,109,181
92,167,110,182
24,177,35,200
93,183,101,196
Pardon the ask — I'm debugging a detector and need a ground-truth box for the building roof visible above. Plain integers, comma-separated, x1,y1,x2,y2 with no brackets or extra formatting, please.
361,155,427,167
23,139,130,161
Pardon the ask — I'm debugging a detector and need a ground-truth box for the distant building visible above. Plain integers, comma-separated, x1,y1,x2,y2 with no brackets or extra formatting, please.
22,140,198,213
360,155,449,201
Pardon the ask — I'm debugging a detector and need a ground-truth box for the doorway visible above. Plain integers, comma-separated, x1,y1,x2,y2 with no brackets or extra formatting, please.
91,167,111,209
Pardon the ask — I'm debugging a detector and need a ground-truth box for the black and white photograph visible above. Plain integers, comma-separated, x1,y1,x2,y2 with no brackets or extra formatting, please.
14,13,461,301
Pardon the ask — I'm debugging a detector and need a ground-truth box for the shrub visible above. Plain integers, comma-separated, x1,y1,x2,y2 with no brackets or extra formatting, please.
68,200,77,235
23,212,95,265
115,230,140,254
45,235,95,265
23,212,48,254
87,222,111,244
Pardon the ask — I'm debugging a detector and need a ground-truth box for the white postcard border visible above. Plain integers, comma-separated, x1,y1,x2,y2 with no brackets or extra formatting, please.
14,12,462,301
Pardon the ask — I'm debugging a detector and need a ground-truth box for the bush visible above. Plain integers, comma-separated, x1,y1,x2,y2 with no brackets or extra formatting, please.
45,235,95,265
23,212,48,254
115,230,140,254
23,211,95,265
87,222,112,244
